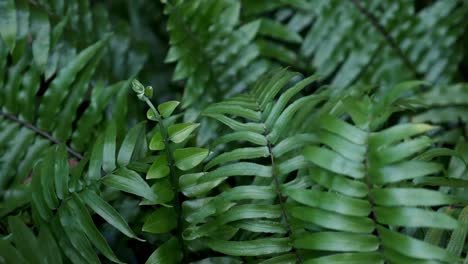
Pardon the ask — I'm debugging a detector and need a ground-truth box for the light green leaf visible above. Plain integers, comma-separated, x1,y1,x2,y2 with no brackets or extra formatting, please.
204,114,265,134
40,150,59,210
143,207,177,234
304,253,384,264
318,115,367,145
200,162,272,183
150,132,165,150
309,168,368,198
118,122,145,167
206,147,269,170
147,155,170,179
158,101,180,118
68,196,123,263
88,134,104,181
370,123,436,147
54,145,69,200
103,168,157,201
80,190,144,241
0,240,26,264
31,163,52,220
446,206,468,256
59,206,101,264
291,206,374,233
212,131,268,147
146,238,181,264
30,7,50,71
294,232,379,252
287,189,371,217
0,0,16,52
259,19,302,43
273,134,319,157
374,207,459,229
147,109,158,121
372,161,442,184
374,137,432,165
204,238,291,256
103,122,117,173
304,146,365,179
378,226,459,261
38,227,62,264
174,147,209,171
168,123,199,143
8,216,42,264
204,103,261,121
372,188,456,206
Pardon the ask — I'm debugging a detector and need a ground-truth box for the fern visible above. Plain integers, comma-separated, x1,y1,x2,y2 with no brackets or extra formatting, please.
0,0,148,81
179,69,327,262
0,0,149,209
413,83,468,122
177,71,466,263
298,81,466,263
250,0,467,89
0,216,61,264
132,80,209,263
1,1,468,263
3,121,157,263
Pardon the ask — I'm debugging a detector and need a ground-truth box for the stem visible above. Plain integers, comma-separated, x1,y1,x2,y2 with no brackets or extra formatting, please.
143,97,186,260
363,127,385,258
0,110,84,160
266,141,303,263
349,0,422,79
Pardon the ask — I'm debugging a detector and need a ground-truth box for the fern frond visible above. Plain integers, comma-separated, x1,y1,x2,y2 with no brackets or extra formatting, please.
0,0,148,81
132,80,209,263
180,69,326,262
180,71,465,263
0,0,148,201
412,83,468,125
297,81,464,263
163,0,269,110
24,121,153,263
262,0,467,89
0,216,61,264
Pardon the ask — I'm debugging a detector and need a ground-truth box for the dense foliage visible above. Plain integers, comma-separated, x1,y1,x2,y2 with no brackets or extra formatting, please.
1,0,468,263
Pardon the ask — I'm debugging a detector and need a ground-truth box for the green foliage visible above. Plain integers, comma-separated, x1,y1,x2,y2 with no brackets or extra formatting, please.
256,0,467,88
0,0,149,210
133,79,209,263
1,0,468,263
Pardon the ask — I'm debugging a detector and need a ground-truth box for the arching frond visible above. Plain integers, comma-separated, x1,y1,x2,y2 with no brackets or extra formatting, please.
180,69,327,262
178,70,466,263
22,122,152,263
249,0,467,89
0,0,148,204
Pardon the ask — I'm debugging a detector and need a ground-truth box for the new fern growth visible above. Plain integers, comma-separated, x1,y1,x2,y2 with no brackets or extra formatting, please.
132,80,209,263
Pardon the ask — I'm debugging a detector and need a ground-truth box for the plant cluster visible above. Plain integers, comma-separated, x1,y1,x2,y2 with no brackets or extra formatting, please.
1,0,468,263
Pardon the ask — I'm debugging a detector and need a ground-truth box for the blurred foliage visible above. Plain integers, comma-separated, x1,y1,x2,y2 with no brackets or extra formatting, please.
1,0,468,263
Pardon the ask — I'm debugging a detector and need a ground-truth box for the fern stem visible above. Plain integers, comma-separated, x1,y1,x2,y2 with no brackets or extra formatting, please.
143,97,187,260
349,0,422,79
0,110,84,160
363,130,385,259
266,139,303,263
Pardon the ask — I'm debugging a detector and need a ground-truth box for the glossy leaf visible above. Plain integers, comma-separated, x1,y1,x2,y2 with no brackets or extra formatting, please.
147,155,170,179
143,207,177,234
168,123,199,143
174,147,209,171
158,101,180,118
80,190,143,241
